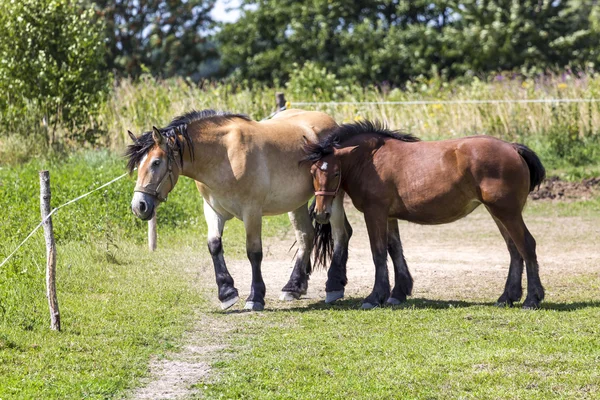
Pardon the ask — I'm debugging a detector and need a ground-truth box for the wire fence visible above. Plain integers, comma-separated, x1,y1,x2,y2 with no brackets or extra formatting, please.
0,172,130,269
292,98,600,106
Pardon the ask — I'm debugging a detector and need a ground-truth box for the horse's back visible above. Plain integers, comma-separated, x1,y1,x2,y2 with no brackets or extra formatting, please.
263,109,338,142
374,135,531,223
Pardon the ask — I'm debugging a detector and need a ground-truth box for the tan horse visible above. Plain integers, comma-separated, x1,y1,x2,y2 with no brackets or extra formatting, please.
306,120,546,309
127,109,353,310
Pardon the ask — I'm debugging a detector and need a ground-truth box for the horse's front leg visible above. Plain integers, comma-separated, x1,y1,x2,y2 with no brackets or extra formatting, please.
203,199,238,310
243,210,266,311
280,203,313,301
325,192,352,303
362,207,391,309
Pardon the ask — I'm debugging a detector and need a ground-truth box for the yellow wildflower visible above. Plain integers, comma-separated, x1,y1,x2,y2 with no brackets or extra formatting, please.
285,101,291,108
557,83,568,90
432,104,443,110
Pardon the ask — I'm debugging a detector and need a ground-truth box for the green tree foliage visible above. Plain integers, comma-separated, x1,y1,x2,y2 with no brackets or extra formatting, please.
94,0,219,79
219,0,600,84
0,0,110,143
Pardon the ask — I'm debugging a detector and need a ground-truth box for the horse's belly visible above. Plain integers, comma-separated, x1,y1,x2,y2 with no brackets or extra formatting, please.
391,189,481,225
393,200,481,225
261,184,313,215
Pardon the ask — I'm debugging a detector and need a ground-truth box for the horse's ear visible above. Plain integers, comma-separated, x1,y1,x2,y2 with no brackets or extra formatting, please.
127,130,137,142
342,145,359,154
152,126,164,146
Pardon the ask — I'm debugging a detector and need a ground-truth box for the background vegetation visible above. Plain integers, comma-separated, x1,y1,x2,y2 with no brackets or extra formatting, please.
1,0,600,166
1,1,600,398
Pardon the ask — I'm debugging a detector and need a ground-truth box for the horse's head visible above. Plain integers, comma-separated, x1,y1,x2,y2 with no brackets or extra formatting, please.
310,155,342,224
127,127,182,220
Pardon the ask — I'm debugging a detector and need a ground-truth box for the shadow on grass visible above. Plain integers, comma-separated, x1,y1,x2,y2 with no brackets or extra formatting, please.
273,298,600,313
207,297,600,315
270,297,495,313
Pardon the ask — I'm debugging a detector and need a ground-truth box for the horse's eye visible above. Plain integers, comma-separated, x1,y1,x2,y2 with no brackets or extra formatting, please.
334,172,340,177
152,160,161,167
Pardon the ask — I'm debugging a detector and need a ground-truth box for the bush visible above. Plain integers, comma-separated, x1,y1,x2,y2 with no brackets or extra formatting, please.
0,0,111,146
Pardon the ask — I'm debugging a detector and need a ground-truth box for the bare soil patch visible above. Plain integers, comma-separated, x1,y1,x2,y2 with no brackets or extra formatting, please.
530,176,600,201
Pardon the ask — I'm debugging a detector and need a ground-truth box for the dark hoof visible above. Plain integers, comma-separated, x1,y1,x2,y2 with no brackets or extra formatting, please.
279,291,301,301
325,290,344,304
522,301,541,310
361,302,378,310
244,301,264,311
387,297,405,305
281,281,308,296
522,294,542,310
220,295,239,310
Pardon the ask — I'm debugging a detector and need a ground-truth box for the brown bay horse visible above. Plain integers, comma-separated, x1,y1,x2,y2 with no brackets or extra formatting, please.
306,120,546,309
127,109,353,310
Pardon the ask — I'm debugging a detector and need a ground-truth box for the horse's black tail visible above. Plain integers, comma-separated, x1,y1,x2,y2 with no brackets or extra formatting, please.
512,143,546,192
309,198,333,269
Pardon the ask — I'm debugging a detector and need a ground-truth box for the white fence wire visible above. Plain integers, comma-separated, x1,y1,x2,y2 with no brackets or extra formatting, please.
0,172,129,269
293,98,600,106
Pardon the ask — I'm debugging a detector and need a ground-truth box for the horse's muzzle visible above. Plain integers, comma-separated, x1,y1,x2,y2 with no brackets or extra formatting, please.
314,211,331,224
131,192,156,221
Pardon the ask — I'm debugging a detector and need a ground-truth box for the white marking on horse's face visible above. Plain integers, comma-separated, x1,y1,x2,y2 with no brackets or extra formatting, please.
140,153,149,167
320,161,328,171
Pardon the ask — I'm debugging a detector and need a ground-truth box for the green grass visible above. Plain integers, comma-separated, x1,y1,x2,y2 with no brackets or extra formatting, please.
0,151,290,398
198,303,600,399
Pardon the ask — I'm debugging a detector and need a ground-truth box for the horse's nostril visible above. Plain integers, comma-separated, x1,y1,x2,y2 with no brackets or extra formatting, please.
139,200,147,213
324,212,331,219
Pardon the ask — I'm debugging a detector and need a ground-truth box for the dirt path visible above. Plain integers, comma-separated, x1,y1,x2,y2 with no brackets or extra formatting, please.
129,203,600,399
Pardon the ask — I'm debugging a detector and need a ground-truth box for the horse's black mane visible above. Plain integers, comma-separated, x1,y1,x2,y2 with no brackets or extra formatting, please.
303,120,420,163
126,109,250,173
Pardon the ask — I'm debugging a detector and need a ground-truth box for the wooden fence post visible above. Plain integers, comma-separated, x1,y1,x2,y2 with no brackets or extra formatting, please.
148,213,157,251
39,171,60,331
276,92,287,109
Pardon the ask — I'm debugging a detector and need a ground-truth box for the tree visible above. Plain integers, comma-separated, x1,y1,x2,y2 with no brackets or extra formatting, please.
0,0,110,143
94,0,219,80
218,0,600,85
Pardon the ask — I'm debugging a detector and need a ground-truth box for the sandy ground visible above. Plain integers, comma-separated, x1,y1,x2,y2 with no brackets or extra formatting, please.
129,202,600,399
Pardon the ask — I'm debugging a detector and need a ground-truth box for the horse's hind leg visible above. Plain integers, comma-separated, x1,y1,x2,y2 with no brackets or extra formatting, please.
325,193,352,303
281,203,314,301
387,219,413,305
487,207,544,309
488,213,524,307
243,209,266,311
204,199,238,310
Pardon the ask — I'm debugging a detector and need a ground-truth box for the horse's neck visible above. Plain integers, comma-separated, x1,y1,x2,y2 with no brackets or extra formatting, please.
337,138,380,174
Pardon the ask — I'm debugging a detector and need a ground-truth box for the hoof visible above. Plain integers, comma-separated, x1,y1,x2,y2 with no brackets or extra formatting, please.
361,302,378,310
220,295,239,310
244,301,264,311
387,297,404,305
522,303,540,310
279,291,300,301
325,290,344,304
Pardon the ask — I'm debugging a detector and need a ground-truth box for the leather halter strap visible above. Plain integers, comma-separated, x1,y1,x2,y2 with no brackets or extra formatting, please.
314,169,342,197
134,154,175,202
